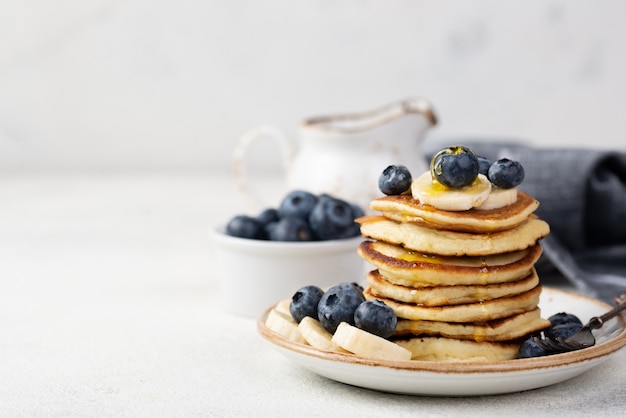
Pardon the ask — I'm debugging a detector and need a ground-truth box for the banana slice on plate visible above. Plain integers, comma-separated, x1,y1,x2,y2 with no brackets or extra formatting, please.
274,298,292,316
298,317,349,353
331,322,412,361
265,308,306,344
411,172,491,211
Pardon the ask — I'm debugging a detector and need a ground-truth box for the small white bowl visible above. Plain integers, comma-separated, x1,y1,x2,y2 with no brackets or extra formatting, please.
211,226,366,318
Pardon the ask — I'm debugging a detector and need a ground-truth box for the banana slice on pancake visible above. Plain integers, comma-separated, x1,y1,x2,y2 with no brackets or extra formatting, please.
411,172,492,211
476,186,519,210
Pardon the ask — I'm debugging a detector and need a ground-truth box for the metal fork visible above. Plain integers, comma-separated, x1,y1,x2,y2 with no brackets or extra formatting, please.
534,292,626,353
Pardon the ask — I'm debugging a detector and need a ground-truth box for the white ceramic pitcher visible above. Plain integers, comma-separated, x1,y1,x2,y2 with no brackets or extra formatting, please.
233,98,438,211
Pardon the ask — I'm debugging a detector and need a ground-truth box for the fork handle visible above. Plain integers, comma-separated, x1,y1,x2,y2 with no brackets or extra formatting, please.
588,292,626,330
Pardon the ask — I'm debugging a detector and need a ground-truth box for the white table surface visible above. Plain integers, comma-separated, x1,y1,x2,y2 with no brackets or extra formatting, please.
1,171,624,417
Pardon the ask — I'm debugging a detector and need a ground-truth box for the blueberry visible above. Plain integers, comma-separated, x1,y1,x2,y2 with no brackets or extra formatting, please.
289,285,324,323
378,165,413,195
545,322,582,341
257,208,280,226
317,282,366,334
354,300,397,338
345,203,365,237
488,158,525,189
268,217,314,241
265,221,278,238
278,190,318,220
547,312,583,328
430,146,479,188
350,203,365,219
517,336,549,358
309,196,359,240
348,281,365,292
477,156,491,177
225,215,267,240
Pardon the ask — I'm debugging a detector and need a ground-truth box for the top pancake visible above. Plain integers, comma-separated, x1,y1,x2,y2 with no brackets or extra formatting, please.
370,191,539,233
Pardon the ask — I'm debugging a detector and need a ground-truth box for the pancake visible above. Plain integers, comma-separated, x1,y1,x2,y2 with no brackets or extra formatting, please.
359,241,542,286
392,307,550,342
366,269,540,306
358,215,550,256
370,191,539,233
364,285,543,322
394,336,521,361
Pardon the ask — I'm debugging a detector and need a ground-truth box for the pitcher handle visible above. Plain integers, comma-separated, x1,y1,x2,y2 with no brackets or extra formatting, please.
232,125,295,208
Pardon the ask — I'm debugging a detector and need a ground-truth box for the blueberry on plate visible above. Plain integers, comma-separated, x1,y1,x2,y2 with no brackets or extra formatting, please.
309,196,359,240
278,190,318,220
378,165,413,195
268,217,314,241
517,336,549,358
354,300,397,338
477,155,491,177
488,158,525,189
225,215,267,240
289,285,325,323
318,282,366,334
430,145,479,188
545,322,582,341
547,312,583,328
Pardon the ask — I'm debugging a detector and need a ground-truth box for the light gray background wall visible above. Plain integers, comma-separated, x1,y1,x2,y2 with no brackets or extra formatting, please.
1,0,624,173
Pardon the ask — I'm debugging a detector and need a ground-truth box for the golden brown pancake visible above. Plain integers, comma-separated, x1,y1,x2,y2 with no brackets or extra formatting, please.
359,241,542,286
392,307,550,342
364,285,543,322
370,191,539,233
366,269,540,306
394,336,521,361
358,215,550,256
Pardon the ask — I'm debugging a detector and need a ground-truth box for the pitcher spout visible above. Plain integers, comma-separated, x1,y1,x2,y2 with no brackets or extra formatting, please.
400,97,438,127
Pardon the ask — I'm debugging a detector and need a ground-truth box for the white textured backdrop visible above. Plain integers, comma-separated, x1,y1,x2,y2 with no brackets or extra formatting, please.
1,0,624,172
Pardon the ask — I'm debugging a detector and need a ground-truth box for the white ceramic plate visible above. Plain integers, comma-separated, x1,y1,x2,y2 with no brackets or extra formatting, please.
257,287,626,396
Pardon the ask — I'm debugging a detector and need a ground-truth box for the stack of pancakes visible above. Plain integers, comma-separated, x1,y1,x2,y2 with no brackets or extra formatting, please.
357,191,551,361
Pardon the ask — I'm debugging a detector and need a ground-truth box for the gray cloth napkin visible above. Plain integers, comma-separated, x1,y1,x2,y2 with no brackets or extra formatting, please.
424,140,626,302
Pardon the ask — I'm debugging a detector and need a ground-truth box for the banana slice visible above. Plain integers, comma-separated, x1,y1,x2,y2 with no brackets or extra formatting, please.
331,322,412,361
265,309,306,344
476,187,518,210
298,317,350,353
274,298,292,316
411,171,491,211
